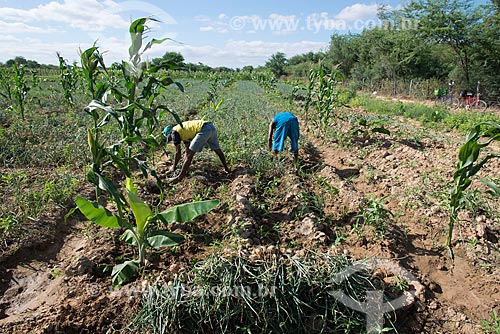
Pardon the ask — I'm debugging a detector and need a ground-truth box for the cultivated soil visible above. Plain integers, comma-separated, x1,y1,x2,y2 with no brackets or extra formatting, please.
0,103,499,334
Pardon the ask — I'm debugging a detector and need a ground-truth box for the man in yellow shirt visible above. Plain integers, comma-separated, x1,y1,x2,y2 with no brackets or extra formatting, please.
163,120,230,182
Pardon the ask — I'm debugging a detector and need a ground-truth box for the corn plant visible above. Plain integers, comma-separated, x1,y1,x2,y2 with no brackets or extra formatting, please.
305,63,344,133
12,63,30,120
80,44,109,101
207,72,221,104
80,18,184,200
252,70,277,93
57,52,80,107
76,177,219,287
0,67,13,103
447,121,500,258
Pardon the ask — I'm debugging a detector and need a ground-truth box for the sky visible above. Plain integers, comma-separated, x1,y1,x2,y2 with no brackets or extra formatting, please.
0,0,490,69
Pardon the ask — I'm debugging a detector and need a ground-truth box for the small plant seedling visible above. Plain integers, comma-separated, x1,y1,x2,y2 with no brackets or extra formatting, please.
482,310,500,334
448,121,500,259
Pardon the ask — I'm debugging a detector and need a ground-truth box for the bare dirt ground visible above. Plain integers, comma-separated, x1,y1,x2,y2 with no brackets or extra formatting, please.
0,105,499,333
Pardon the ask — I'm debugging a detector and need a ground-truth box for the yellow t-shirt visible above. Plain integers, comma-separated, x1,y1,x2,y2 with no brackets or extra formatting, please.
173,120,206,141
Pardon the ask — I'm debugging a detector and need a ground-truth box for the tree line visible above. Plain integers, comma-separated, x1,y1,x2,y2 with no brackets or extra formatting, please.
270,0,500,100
2,0,499,99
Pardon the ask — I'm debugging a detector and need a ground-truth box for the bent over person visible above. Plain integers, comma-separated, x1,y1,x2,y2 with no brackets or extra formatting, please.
163,120,230,182
267,112,300,160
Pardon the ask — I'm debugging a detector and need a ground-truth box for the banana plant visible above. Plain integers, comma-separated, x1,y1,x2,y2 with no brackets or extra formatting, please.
447,121,500,259
76,178,220,287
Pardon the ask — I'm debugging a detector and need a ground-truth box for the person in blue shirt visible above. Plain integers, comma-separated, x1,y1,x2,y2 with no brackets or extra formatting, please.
267,112,300,160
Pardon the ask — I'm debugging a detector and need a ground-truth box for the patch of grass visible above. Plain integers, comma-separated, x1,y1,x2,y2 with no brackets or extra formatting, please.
132,251,398,334
0,168,80,221
482,310,500,334
350,94,500,134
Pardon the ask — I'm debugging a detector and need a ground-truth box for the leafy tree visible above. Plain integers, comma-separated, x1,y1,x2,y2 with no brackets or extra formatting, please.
242,65,254,73
471,3,500,98
6,56,27,66
288,52,324,66
151,51,185,68
402,0,482,84
325,34,359,78
265,52,288,77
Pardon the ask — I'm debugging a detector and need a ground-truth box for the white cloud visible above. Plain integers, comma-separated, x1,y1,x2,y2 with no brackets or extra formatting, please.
0,34,21,42
0,36,83,64
194,15,211,22
335,3,379,21
200,26,214,32
0,0,127,31
168,40,328,68
0,0,177,32
0,20,58,33
0,37,327,68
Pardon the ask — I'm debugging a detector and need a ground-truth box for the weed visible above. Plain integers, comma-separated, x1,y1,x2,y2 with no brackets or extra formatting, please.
390,276,409,293
316,176,339,196
466,238,480,249
355,197,393,237
48,267,64,280
0,215,18,233
482,310,500,334
296,191,325,217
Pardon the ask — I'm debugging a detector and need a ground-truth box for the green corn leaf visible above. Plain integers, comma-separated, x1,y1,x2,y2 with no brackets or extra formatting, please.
112,260,139,287
143,37,171,53
129,18,147,59
147,231,185,249
95,173,127,212
174,82,185,92
159,76,174,87
76,196,122,228
85,99,115,115
481,178,500,197
156,199,220,224
96,113,111,129
157,105,183,126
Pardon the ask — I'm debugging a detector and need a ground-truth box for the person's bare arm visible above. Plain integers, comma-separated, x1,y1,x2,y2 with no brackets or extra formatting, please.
168,144,182,173
169,149,195,183
267,120,275,151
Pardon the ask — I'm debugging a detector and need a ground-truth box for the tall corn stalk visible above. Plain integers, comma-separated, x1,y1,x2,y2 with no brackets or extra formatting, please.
78,18,183,207
57,52,80,107
305,63,344,135
12,63,30,120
